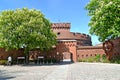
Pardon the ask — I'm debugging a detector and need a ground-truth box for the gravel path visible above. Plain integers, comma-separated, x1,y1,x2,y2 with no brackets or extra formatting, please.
0,62,120,80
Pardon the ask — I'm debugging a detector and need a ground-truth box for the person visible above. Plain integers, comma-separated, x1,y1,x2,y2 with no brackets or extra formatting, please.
7,56,12,66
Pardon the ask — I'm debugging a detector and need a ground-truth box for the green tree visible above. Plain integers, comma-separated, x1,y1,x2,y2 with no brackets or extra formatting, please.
85,0,120,41
0,8,56,63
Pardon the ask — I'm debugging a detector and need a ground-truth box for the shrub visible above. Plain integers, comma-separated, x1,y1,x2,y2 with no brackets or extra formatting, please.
95,54,101,62
102,54,106,60
78,56,99,63
78,54,120,64
102,59,110,63
0,60,7,65
110,56,120,64
78,54,107,63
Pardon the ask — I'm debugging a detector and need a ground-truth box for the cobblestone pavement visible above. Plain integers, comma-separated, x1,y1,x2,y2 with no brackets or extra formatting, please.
0,62,120,80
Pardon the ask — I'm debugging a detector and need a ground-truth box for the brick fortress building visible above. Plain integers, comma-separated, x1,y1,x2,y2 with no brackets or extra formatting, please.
29,23,104,62
0,22,106,62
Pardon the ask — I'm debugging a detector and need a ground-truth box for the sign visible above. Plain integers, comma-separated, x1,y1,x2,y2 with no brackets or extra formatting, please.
17,57,25,59
38,56,44,59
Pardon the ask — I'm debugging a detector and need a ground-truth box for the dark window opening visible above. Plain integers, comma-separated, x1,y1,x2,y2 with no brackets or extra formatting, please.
57,32,60,35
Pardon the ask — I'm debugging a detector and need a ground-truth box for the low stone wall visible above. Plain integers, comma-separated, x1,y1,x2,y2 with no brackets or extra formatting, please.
77,46,105,61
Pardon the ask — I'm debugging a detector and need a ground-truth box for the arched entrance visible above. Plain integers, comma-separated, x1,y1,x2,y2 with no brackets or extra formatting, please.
62,52,73,62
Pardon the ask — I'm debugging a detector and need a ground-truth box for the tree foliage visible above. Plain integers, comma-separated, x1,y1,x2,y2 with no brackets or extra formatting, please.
0,8,56,53
85,0,120,41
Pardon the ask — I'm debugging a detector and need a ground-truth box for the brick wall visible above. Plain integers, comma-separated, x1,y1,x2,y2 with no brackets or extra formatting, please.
0,48,24,60
77,46,105,61
56,40,77,62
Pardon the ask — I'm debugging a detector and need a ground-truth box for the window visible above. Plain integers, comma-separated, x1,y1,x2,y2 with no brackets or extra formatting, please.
57,32,60,35
90,54,92,56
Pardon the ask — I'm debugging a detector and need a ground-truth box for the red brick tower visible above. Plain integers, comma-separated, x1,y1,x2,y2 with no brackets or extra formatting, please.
51,23,92,62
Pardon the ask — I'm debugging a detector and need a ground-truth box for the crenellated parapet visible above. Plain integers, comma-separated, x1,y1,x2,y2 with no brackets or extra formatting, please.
70,32,92,46
71,32,91,40
51,23,70,31
52,23,70,28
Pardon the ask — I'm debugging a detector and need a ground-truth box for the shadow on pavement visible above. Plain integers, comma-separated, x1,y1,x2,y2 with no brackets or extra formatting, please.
0,70,16,80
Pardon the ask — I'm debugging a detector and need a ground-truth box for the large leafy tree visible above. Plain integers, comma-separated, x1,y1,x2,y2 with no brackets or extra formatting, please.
85,0,120,41
0,8,56,63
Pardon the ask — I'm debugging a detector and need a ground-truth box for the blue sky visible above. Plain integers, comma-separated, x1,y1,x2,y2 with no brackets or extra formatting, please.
0,0,101,45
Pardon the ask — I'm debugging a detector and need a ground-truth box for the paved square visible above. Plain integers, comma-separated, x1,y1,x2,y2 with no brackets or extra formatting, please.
0,63,120,80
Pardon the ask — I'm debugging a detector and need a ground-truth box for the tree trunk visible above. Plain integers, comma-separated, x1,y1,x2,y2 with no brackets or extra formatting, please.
24,48,29,64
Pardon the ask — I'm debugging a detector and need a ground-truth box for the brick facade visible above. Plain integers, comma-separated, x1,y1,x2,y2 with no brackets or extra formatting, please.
51,23,92,62
0,48,24,60
56,40,77,62
77,46,105,61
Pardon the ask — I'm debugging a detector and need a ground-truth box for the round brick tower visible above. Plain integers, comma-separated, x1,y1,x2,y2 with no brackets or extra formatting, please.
51,23,92,62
